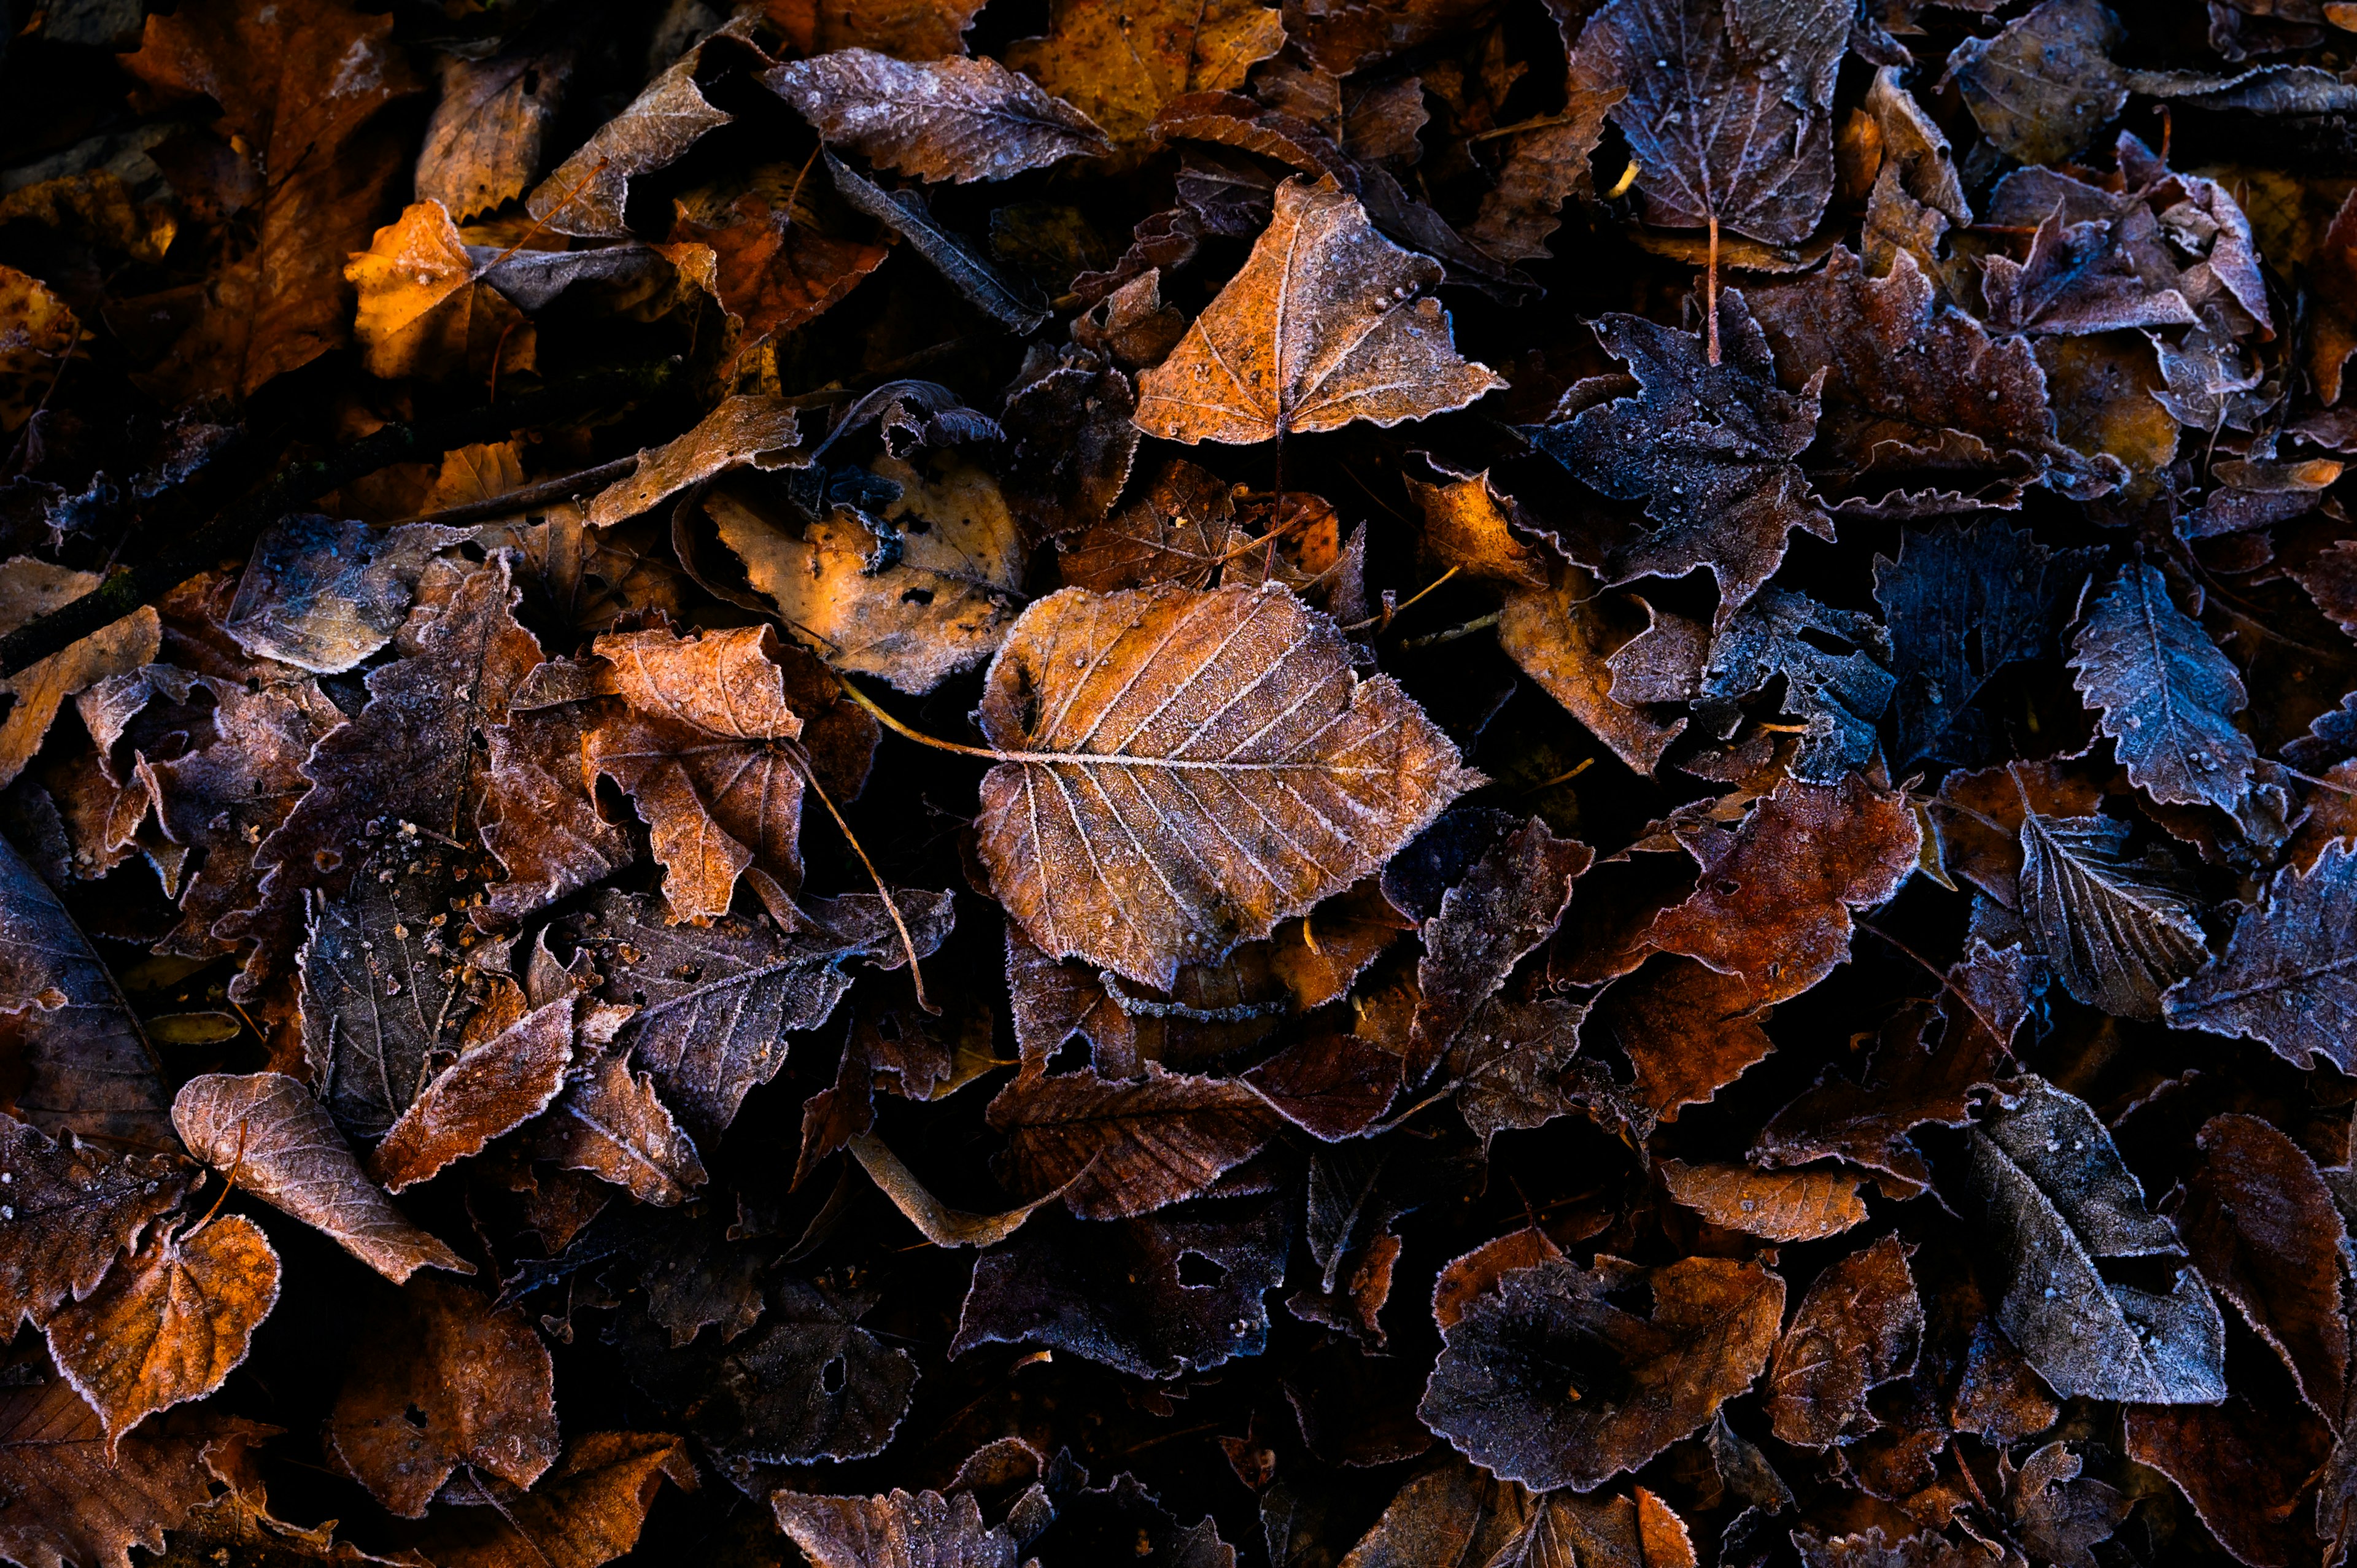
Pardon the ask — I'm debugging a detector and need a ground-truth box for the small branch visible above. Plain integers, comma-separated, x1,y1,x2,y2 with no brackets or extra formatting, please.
400,455,642,528
0,360,680,680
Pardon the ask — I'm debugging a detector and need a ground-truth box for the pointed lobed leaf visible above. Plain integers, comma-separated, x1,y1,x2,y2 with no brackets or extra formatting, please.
1132,177,1503,446
973,582,1477,989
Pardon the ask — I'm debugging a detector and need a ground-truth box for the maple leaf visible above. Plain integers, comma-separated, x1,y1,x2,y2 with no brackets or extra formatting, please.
119,0,423,397
971,582,1476,989
1418,1253,1785,1493
45,1213,278,1451
952,1196,1287,1377
1964,1076,2226,1404
1765,1234,1922,1450
1004,0,1285,145
1132,177,1503,445
1658,1159,1868,1245
0,1116,190,1335
1569,0,1849,247
765,50,1111,181
172,1073,473,1284
1529,291,1829,623
1647,771,1921,1008
325,1275,558,1517
2019,811,2207,1020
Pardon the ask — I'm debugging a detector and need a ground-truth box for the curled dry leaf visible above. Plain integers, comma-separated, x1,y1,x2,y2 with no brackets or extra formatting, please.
325,1274,558,1518
973,582,1476,989
1132,177,1503,445
45,1214,279,1451
522,24,743,239
585,395,803,528
849,1131,1059,1247
171,1073,473,1284
764,50,1111,181
1418,1253,1784,1493
1658,1158,1867,1244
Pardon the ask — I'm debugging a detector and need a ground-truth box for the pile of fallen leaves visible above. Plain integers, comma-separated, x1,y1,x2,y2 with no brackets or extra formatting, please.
12,0,2357,1562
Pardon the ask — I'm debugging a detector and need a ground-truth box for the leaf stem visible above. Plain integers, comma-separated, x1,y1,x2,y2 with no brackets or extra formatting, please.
1705,215,1722,367
833,673,1005,759
789,745,939,1014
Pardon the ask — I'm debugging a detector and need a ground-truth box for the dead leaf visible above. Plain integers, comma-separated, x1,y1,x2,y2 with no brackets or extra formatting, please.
0,560,161,791
987,1065,1279,1218
1765,1234,1921,1449
1005,0,1285,145
765,50,1111,180
0,1115,190,1335
416,1430,697,1568
371,995,576,1192
1659,1159,1868,1244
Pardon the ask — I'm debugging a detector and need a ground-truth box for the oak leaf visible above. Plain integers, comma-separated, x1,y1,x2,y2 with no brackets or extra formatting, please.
1004,0,1285,145
44,1214,279,1451
171,1073,473,1284
1132,177,1503,445
972,582,1476,989
325,1275,558,1518
1418,1253,1785,1493
765,50,1111,181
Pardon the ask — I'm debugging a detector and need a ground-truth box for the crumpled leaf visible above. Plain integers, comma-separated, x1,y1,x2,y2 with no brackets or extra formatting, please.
952,1195,1287,1377
1133,177,1502,445
765,49,1110,181
0,1115,190,1335
1411,817,1590,1064
2164,838,2357,1069
1658,1159,1867,1244
1963,1075,2226,1404
1765,1234,1921,1450
0,830,171,1148
325,1274,558,1518
2003,1440,2131,1568
1946,0,2126,166
1649,772,1921,1008
1569,0,1849,245
522,22,747,239
707,453,1024,697
1418,1253,1784,1493
1530,291,1828,624
171,1073,473,1284
1695,588,1894,784
2019,812,2207,1020
45,1214,278,1451
972,582,1476,989
1004,0,1285,145
586,395,804,528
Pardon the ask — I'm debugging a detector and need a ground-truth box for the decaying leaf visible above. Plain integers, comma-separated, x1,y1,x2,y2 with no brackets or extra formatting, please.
988,1065,1279,1218
1765,1234,1921,1450
2165,838,2357,1069
0,1116,190,1335
765,50,1111,180
1658,1159,1867,1244
1133,177,1503,445
0,1377,268,1568
972,582,1476,989
0,560,161,792
1004,0,1285,145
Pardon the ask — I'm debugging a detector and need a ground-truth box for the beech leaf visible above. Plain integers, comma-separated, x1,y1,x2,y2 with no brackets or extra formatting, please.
2069,562,2255,813
2019,812,2207,1020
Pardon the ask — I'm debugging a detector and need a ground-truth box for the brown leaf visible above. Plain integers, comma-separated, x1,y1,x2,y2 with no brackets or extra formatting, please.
586,622,814,925
1404,462,1551,589
0,829,171,1148
586,395,805,528
417,46,573,223
345,201,534,383
1569,0,1848,245
1446,996,1590,1148
0,1377,269,1568
224,557,543,997
1658,1159,1868,1245
45,1214,279,1450
0,1115,190,1334
1244,1028,1401,1140
1339,1456,1535,1567
1765,1234,1922,1450
2129,1397,2331,1568
1589,957,1776,1122
171,1073,473,1284
325,1274,558,1518
1062,457,1245,592
765,50,1110,180
1498,559,1688,778
2001,1440,2129,1568
1000,344,1141,544
221,514,468,676
1946,0,2125,168
767,0,986,59
522,24,748,239
0,267,80,433
1466,84,1624,263
706,453,1025,696
987,1065,1279,1218
414,1430,697,1568
0,560,161,791
664,193,888,346
2177,1111,2349,1418
371,996,576,1192
1133,177,1502,444
1490,1485,1700,1568
973,582,1476,989
530,1035,708,1207
1648,773,1921,1007
1419,1253,1784,1492
1004,0,1285,145
1929,757,2108,910
122,0,423,396
848,1132,1059,1247
1412,817,1590,1063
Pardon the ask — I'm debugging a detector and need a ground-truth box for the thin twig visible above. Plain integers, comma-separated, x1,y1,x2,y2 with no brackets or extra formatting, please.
789,746,938,1014
399,455,642,528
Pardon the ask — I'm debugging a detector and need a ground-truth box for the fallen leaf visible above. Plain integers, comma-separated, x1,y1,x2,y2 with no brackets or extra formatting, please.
371,995,576,1192
1133,177,1503,445
1588,957,1776,1122
416,1430,697,1568
987,1065,1279,1218
1946,0,2126,166
345,201,533,382
0,560,161,792
2019,811,2207,1019
0,1377,268,1568
522,24,746,239
0,1115,190,1335
764,50,1111,180
586,395,804,528
1411,817,1590,1063
1004,0,1285,145
775,1486,1031,1568
171,1073,473,1284
2164,838,2357,1068
1659,1159,1868,1245
0,267,80,432
2070,562,2254,813
1497,558,1689,777
417,45,573,223
1765,1234,1921,1450
2127,1397,2331,1568
664,191,889,346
